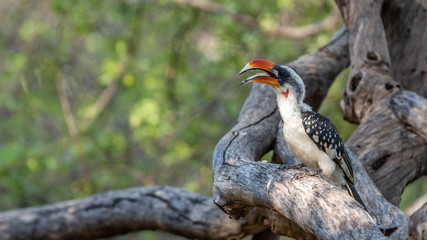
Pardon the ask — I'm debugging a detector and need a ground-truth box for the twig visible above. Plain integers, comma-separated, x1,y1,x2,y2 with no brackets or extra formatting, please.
270,10,341,38
175,0,341,39
56,71,91,188
81,3,145,129
80,81,119,130
406,193,427,216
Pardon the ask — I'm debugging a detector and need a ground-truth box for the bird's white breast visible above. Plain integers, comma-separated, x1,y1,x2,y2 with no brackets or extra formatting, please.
282,119,326,169
277,94,337,178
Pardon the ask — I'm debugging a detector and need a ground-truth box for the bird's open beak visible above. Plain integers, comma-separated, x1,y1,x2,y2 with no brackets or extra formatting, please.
238,59,280,86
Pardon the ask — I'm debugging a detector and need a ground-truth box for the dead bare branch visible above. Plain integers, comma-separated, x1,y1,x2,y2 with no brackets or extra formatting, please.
214,160,386,239
80,82,118,129
81,4,145,129
175,0,341,39
406,194,427,217
56,71,91,187
0,186,267,240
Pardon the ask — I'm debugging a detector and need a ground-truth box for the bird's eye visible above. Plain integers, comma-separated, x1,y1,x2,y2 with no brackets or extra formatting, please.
279,71,289,78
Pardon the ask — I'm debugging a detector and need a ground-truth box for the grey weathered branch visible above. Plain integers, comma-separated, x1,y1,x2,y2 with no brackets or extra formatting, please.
214,160,387,239
0,186,269,240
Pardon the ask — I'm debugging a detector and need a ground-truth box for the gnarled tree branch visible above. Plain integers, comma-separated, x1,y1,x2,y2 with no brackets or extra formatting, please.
214,160,386,239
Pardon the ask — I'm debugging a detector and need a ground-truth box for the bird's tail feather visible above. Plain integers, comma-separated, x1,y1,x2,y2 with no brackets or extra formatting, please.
344,178,367,211
344,178,391,233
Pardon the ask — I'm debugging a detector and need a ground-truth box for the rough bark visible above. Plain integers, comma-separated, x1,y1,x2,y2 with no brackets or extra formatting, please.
214,160,386,239
336,0,427,208
337,0,396,123
346,102,427,206
381,0,427,97
389,83,427,142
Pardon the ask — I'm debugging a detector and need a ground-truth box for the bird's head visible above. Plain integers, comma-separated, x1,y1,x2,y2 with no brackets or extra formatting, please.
238,59,306,105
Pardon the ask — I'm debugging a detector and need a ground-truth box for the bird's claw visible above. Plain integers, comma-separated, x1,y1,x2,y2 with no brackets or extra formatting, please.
291,169,323,181
277,163,306,171
291,172,304,181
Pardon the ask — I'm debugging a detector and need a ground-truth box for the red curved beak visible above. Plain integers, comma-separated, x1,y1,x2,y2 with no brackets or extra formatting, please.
238,59,280,86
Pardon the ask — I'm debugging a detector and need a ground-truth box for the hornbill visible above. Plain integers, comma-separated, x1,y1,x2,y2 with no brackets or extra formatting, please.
238,59,367,210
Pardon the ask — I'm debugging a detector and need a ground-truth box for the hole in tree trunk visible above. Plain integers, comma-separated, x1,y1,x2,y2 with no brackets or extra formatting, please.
372,154,390,170
349,72,362,91
366,51,379,61
385,83,394,90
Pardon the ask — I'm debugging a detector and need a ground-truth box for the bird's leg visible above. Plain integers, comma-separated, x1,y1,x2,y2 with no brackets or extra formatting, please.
291,169,323,181
277,162,306,171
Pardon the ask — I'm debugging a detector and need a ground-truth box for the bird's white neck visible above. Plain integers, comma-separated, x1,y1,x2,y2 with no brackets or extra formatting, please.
275,87,311,122
276,88,301,122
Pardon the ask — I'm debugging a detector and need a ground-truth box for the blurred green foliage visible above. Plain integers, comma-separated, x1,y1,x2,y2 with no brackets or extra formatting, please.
0,0,424,239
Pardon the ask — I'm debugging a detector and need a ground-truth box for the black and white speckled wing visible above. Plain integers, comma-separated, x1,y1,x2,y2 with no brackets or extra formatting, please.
301,111,354,183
